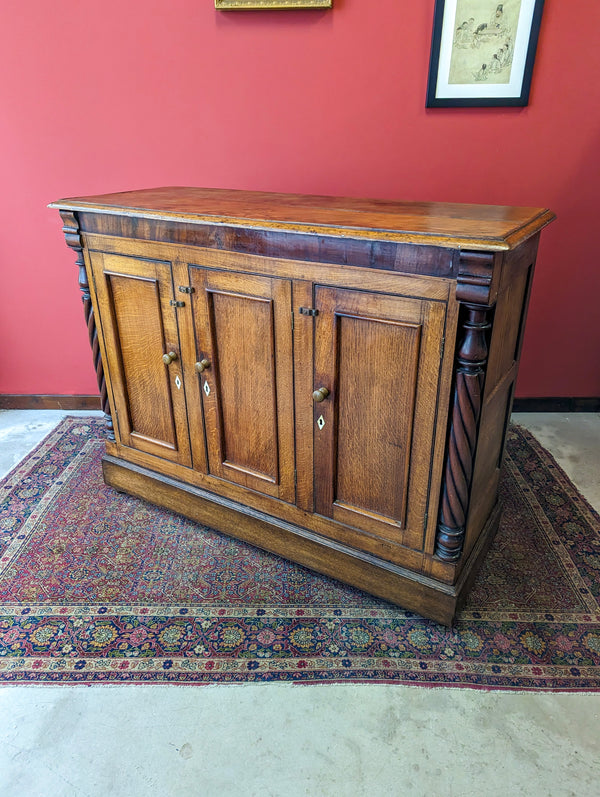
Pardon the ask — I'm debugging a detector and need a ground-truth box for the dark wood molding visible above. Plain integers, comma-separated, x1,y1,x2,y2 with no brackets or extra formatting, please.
78,212,457,279
0,395,102,410
512,397,600,412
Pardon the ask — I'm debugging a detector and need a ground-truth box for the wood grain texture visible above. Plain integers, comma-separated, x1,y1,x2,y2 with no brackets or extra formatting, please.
189,268,295,502
89,252,192,467
335,313,420,524
113,275,177,444
51,188,554,622
50,187,555,252
313,286,446,550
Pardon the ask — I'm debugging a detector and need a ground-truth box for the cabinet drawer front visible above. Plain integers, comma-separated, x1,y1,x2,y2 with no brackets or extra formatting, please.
189,267,295,502
313,286,446,550
89,252,192,466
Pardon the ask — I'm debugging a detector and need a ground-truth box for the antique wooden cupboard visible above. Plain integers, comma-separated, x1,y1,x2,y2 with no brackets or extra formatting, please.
50,188,555,624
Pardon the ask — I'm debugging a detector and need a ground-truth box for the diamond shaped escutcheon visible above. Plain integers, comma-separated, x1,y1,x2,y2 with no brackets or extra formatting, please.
317,415,325,430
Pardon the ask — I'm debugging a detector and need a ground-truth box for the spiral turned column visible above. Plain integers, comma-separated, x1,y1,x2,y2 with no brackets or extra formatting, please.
59,210,115,441
435,251,495,562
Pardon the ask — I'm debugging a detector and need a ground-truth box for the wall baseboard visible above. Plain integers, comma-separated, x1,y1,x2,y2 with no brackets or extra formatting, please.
0,395,102,410
1,394,599,413
512,397,600,413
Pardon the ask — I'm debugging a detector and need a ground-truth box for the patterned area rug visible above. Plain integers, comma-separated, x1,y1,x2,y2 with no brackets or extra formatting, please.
0,417,599,689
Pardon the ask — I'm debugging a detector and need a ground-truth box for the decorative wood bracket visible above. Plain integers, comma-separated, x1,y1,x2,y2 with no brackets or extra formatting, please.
59,210,115,441
435,251,494,562
456,250,497,305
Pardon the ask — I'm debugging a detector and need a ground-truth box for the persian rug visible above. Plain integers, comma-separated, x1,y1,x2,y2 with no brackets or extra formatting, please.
0,417,598,690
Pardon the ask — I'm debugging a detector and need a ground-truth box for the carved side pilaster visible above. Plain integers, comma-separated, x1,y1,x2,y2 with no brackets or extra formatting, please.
435,252,494,562
59,210,115,441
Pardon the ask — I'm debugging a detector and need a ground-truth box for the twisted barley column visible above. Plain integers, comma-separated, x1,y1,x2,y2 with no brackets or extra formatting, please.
435,303,490,561
59,210,115,441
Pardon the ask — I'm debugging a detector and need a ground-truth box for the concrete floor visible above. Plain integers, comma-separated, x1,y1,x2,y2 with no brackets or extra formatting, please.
0,410,599,797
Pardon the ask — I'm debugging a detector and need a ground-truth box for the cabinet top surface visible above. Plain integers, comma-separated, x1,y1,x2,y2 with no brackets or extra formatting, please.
50,186,555,251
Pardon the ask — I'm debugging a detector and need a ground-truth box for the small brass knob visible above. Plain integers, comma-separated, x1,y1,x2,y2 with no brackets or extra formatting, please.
195,359,210,373
163,351,178,365
312,387,330,403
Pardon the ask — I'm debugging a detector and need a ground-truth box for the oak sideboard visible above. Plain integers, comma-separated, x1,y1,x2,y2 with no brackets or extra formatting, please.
50,187,555,624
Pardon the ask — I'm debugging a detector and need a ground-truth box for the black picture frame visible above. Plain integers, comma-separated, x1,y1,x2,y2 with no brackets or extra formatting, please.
426,0,545,108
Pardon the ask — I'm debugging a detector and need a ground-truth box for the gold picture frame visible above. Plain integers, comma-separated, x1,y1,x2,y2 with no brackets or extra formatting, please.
215,0,332,9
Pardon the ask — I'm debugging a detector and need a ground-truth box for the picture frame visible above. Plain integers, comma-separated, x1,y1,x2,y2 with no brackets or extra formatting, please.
215,0,331,8
426,0,545,107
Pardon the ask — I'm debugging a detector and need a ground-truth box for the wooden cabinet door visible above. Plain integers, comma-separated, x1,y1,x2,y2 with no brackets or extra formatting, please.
189,267,295,503
89,252,192,467
313,286,446,551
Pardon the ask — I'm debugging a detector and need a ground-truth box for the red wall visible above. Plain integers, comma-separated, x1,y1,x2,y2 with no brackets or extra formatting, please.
1,0,599,397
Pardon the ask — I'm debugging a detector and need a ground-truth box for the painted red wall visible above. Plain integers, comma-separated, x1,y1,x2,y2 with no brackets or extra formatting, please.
1,0,598,397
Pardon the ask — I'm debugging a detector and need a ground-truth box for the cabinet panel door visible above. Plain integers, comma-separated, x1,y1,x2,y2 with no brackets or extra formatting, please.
313,286,446,550
89,252,192,466
189,268,295,502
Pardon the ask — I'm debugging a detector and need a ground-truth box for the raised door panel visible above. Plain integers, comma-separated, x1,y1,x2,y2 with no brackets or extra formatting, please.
313,286,446,551
89,251,192,466
188,267,295,502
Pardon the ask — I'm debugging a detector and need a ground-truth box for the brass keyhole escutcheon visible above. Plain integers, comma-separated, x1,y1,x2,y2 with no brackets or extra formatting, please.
312,387,330,403
163,351,178,365
195,359,211,373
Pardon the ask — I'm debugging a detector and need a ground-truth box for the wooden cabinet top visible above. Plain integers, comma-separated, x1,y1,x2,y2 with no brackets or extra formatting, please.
50,186,555,252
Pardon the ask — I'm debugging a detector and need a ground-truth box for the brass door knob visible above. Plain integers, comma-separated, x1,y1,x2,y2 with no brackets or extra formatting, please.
195,358,210,373
312,387,330,403
163,351,178,365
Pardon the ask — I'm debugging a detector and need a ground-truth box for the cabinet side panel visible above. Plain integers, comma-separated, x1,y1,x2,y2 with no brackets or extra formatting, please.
463,237,539,561
108,273,178,448
485,268,534,391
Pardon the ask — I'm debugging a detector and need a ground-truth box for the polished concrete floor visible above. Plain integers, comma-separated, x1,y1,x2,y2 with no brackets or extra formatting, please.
0,410,599,796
